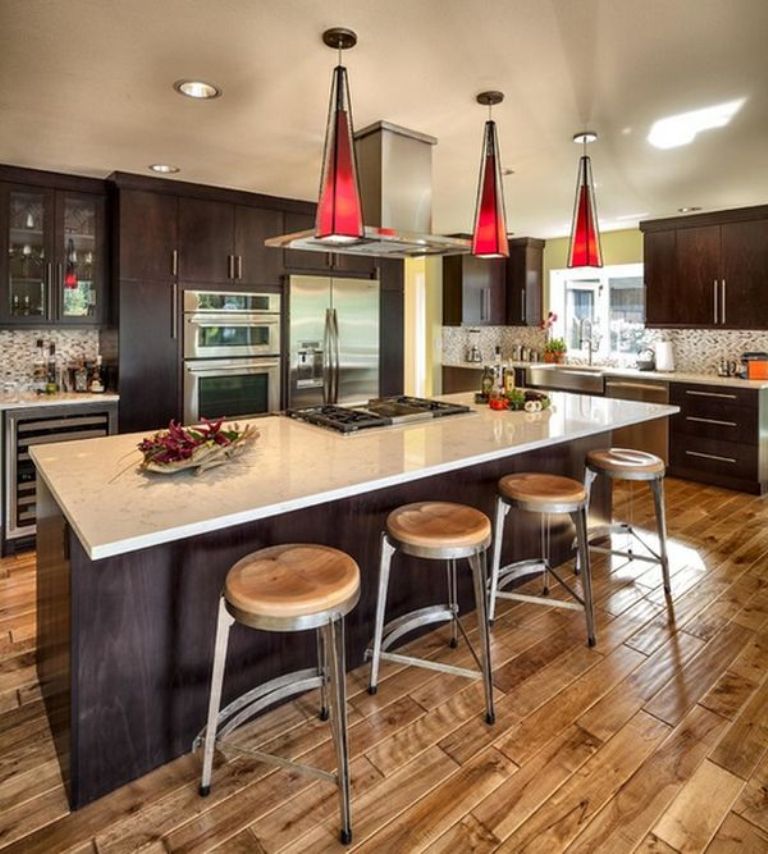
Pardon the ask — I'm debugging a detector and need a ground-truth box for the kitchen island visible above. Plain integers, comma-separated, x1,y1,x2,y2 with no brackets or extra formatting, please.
32,392,677,807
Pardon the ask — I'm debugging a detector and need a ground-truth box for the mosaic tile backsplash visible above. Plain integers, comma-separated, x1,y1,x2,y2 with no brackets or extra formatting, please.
442,325,768,374
0,329,100,388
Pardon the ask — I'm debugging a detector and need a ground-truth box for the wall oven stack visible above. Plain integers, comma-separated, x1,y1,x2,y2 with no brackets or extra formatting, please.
183,290,281,423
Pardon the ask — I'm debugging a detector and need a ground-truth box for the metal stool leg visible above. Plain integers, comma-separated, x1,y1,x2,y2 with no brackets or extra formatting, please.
651,477,671,594
368,533,395,695
317,628,329,721
572,506,597,647
200,597,235,796
447,559,459,648
576,468,599,574
489,496,509,624
541,514,550,594
469,550,495,725
326,616,352,845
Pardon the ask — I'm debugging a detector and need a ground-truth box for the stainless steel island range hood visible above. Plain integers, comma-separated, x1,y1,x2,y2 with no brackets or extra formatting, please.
265,121,470,258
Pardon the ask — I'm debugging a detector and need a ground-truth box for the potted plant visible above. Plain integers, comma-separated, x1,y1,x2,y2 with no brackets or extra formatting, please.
543,337,567,364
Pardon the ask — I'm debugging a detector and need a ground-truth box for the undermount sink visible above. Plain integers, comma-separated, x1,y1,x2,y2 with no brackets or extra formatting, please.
526,364,606,394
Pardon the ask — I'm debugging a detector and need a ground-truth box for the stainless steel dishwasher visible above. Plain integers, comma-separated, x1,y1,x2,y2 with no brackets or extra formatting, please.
604,378,670,462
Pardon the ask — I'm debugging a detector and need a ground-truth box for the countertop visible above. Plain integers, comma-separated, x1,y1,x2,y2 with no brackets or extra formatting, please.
0,392,120,411
31,392,678,561
443,361,768,390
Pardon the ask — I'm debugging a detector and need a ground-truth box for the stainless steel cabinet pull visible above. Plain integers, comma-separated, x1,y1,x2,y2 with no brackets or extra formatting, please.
721,278,726,325
685,450,737,464
236,255,243,280
521,288,526,322
171,283,178,339
606,380,668,394
713,279,718,325
46,262,53,318
685,416,737,427
171,249,178,277
685,389,737,400
227,255,233,279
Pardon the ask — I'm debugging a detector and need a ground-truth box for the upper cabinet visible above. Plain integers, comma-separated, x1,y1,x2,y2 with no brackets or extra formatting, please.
443,254,506,326
0,173,107,326
443,237,543,327
178,197,235,284
642,206,768,329
117,189,179,282
506,237,544,327
234,205,283,286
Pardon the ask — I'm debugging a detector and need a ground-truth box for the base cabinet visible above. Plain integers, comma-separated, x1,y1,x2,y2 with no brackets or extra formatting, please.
668,382,766,494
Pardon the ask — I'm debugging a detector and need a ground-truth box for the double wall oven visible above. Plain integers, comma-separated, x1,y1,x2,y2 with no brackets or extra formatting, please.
183,290,281,423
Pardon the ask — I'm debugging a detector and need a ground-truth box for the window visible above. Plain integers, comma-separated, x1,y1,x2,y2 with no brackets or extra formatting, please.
549,263,646,363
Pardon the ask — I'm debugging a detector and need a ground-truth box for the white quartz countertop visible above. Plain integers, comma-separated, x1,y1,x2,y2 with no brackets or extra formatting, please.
0,392,119,411
31,392,677,561
444,361,768,390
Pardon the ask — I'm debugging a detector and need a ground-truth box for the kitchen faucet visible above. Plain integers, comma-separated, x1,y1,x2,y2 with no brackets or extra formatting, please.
579,317,599,366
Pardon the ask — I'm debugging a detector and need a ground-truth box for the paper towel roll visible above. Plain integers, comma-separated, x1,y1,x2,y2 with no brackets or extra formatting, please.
655,341,675,372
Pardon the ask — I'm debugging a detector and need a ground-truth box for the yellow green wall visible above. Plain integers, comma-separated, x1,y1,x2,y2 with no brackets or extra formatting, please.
404,257,443,395
542,228,643,309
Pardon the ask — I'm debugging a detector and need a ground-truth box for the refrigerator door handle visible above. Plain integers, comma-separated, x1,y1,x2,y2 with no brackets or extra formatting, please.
332,308,341,404
322,308,333,404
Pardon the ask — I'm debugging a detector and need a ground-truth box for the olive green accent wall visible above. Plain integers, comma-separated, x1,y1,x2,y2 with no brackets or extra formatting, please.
542,228,643,310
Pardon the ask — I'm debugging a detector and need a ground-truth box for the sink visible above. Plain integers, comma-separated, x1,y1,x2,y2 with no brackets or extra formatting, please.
526,365,605,394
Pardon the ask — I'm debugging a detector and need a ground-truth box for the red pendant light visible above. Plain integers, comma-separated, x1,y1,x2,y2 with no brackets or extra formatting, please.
315,28,364,244
471,91,509,259
567,131,603,268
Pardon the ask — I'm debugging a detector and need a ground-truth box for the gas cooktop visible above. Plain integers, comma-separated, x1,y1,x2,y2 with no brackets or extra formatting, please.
286,396,472,433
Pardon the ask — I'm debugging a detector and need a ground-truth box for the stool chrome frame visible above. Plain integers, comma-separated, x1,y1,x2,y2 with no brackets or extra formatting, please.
365,532,495,725
194,588,360,845
489,492,596,646
579,464,671,594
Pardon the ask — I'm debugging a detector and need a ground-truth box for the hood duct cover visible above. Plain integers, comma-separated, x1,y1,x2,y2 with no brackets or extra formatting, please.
266,121,470,258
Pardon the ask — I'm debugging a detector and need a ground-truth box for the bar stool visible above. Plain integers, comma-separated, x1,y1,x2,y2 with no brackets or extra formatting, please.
194,544,360,845
489,473,596,646
581,448,671,594
366,501,495,725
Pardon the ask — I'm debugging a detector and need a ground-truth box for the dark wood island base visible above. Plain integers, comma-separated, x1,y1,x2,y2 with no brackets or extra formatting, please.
36,432,611,809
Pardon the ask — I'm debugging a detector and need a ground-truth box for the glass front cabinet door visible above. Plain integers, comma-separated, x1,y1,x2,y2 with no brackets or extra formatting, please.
2,186,55,323
1,184,105,325
56,192,106,324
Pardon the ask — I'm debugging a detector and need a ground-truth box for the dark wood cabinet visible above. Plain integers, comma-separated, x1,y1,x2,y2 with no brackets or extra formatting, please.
283,211,331,272
642,206,768,329
668,382,767,494
443,254,506,326
378,259,405,397
116,190,178,282
0,175,107,327
117,279,180,433
234,205,283,286
178,197,235,284
721,219,768,329
506,237,544,326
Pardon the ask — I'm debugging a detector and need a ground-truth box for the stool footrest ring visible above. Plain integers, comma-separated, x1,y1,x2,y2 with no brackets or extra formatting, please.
193,668,323,750
372,604,456,654
489,559,549,591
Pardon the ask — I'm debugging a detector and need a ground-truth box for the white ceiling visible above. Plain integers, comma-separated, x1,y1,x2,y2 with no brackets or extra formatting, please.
1,0,766,238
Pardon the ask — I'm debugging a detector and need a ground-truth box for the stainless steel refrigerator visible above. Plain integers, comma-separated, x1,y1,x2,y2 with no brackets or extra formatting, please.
289,275,380,407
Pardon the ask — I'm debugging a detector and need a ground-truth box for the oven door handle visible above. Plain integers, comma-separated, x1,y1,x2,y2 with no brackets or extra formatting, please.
186,314,281,327
186,359,281,375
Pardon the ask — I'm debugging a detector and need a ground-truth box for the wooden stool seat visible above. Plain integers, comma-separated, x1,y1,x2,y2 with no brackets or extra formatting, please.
225,544,360,623
386,501,491,552
498,473,587,510
586,448,665,478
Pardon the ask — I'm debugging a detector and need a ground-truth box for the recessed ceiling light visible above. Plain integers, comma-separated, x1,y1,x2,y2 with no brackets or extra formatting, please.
149,163,180,174
647,98,745,149
678,206,702,213
173,79,222,99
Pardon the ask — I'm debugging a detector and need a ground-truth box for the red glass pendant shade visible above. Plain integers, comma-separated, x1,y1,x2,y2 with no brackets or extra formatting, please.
567,155,602,268
472,120,509,258
315,65,364,243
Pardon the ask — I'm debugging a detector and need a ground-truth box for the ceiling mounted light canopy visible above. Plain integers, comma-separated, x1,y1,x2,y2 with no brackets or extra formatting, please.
471,91,509,258
314,27,364,244
567,131,603,268
173,79,221,99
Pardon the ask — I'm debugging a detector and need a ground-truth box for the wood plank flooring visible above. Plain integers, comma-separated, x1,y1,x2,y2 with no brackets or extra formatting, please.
2,477,768,852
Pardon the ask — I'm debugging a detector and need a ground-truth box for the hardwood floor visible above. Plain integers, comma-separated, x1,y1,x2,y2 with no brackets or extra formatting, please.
2,477,768,852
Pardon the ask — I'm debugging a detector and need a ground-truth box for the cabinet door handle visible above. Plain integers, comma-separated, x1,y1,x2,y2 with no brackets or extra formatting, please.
521,288,526,323
685,389,738,400
227,255,233,279
236,255,243,280
46,263,53,319
685,415,738,427
721,278,726,325
713,279,718,324
171,249,178,277
55,263,63,319
685,449,737,464
171,282,178,340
